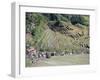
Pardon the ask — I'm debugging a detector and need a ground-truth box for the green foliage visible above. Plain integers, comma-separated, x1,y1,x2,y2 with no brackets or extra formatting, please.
70,15,89,26
80,16,89,26
26,12,89,54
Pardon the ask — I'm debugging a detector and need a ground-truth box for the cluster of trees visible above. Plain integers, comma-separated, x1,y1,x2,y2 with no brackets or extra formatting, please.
42,13,89,26
70,15,89,26
26,13,89,33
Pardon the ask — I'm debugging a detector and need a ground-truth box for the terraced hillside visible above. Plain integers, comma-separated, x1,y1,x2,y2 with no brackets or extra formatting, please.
26,12,89,67
26,13,89,54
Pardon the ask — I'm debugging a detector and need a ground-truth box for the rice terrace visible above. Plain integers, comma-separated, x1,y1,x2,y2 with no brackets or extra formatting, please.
26,12,90,67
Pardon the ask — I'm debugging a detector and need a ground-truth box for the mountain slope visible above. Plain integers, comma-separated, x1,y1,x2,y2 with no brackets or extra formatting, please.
26,13,89,54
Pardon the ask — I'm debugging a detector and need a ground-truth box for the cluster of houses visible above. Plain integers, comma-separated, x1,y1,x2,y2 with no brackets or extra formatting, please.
26,47,74,64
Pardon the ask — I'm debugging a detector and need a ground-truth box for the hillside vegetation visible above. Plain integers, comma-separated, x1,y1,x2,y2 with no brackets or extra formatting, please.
26,12,89,54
